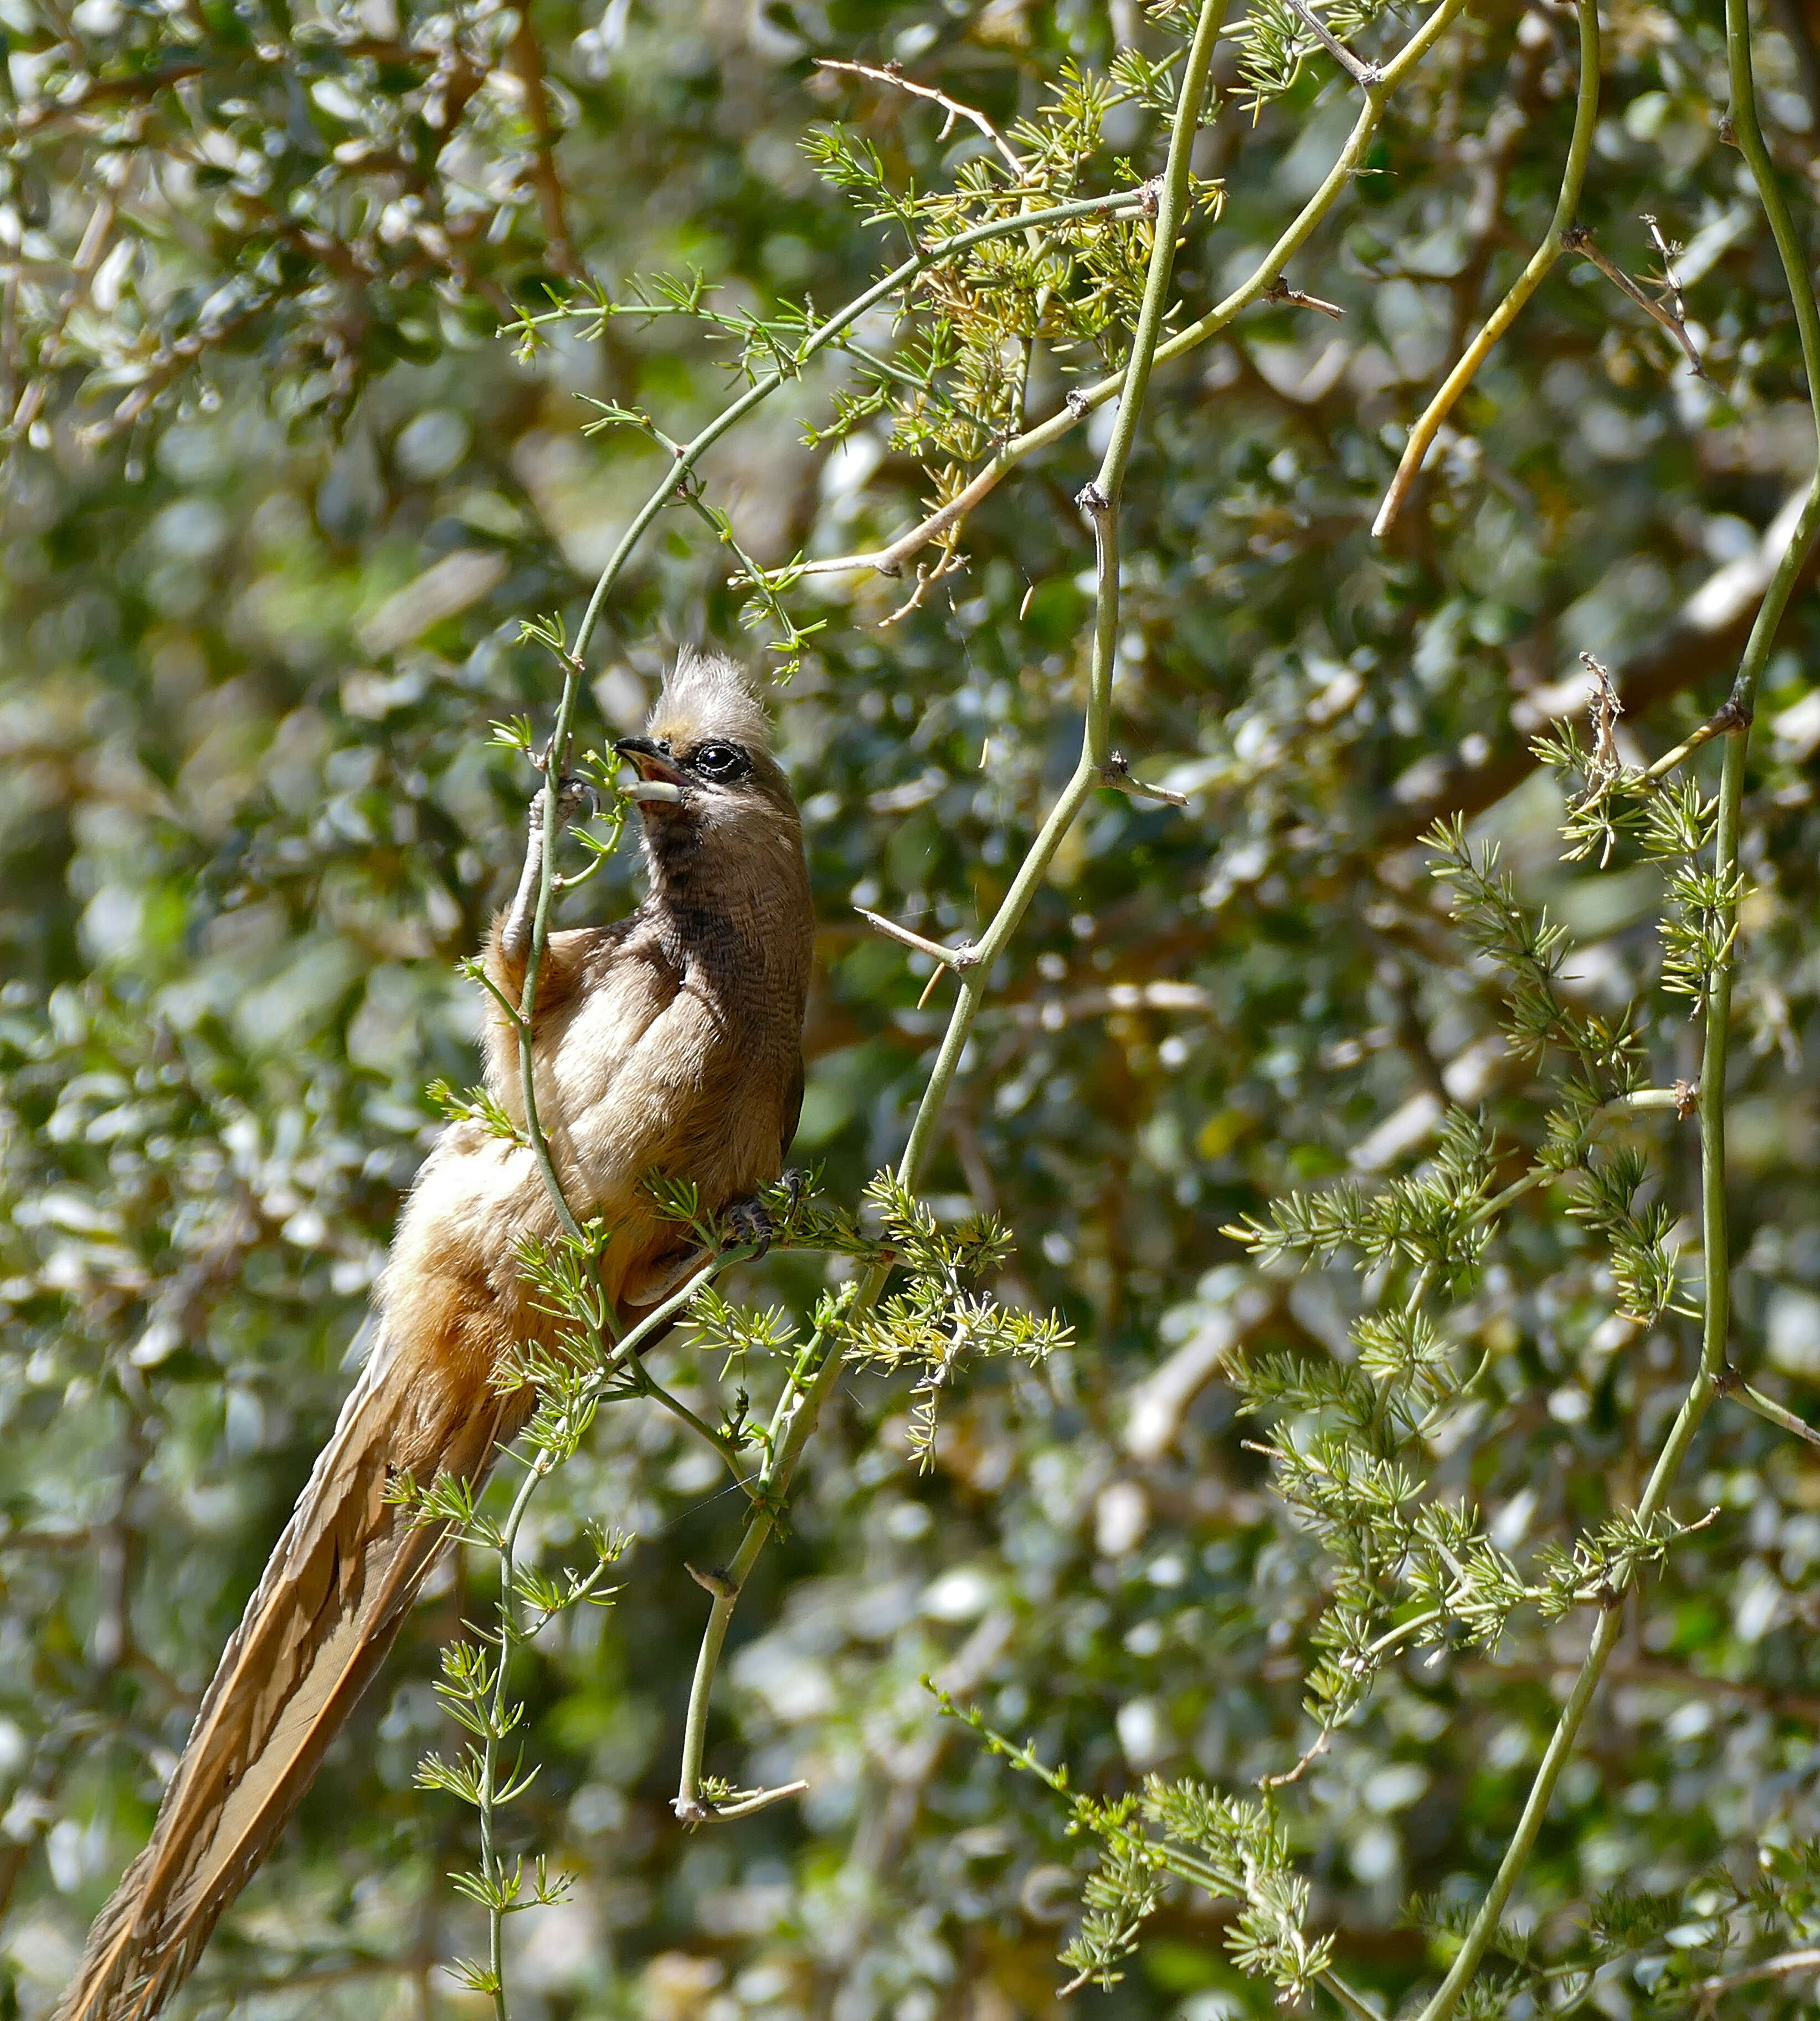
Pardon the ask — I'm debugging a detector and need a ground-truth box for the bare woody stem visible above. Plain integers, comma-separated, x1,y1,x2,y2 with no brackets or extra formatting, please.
669,0,1227,1820
1410,3,1820,2010
1286,0,1381,86
1374,0,1601,536
1564,226,1706,377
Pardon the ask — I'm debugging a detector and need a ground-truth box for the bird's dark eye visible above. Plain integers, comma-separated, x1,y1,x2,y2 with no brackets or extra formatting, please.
688,740,749,782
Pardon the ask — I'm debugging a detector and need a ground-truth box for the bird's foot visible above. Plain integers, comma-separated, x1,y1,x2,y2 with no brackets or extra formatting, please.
500,777,597,965
721,1193,775,1259
721,1172,804,1259
527,774,594,832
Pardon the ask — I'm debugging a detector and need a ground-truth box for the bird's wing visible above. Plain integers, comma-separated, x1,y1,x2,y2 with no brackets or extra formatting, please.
779,1055,805,1164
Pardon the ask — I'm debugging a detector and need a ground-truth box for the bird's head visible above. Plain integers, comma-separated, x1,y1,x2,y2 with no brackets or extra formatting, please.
616,650,803,892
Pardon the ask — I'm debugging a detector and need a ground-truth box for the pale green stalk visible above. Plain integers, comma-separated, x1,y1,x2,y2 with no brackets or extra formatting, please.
771,0,1478,589
1410,1,1820,2008
484,155,1163,1914
562,190,1146,668
1374,0,1601,535
668,0,1227,1818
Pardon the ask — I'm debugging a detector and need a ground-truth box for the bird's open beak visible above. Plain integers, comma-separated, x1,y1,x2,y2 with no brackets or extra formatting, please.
615,737,686,805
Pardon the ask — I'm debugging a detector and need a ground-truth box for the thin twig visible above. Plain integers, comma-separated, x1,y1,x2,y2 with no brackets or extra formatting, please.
1642,698,1751,781
1257,1728,1330,1789
1562,224,1708,377
672,1286,856,1820
1262,273,1346,319
856,906,981,968
1286,0,1382,86
815,59,1025,176
1099,751,1190,806
1713,1366,1820,1450
513,664,590,1248
1690,1947,1820,2010
878,547,968,623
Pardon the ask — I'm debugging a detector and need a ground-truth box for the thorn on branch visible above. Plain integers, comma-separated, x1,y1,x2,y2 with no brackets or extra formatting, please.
1075,480,1110,517
1560,224,1708,378
1262,274,1345,320
1285,0,1382,86
687,1562,739,1599
855,905,982,970
1065,389,1092,419
1099,751,1190,806
1673,1078,1698,1120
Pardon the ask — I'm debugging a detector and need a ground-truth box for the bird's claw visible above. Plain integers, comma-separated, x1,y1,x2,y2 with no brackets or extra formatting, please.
721,1173,803,1258
721,1194,775,1259
527,775,595,830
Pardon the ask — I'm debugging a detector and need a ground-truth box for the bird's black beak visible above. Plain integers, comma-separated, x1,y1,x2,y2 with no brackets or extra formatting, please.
616,737,687,805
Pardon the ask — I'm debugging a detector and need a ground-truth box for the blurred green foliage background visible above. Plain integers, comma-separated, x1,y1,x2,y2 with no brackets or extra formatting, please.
4,0,1820,2013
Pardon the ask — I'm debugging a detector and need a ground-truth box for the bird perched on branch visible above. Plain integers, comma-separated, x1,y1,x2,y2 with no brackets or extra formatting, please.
59,650,815,2021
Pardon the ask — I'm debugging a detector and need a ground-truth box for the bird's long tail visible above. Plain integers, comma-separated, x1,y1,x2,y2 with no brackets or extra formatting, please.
57,1326,526,2021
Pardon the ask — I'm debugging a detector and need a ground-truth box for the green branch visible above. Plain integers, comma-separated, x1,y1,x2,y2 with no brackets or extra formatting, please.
667,0,1227,1820
1407,2,1820,2008
1715,1367,1820,1452
766,0,1477,589
1374,0,1601,536
562,189,1148,669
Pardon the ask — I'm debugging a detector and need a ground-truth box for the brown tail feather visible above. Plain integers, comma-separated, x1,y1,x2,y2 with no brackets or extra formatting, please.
57,1332,524,2021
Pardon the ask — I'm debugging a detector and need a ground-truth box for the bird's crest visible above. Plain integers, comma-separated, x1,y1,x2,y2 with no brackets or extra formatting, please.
647,649,771,753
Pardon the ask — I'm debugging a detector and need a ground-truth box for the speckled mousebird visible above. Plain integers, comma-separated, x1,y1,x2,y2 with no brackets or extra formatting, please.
59,650,815,2021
